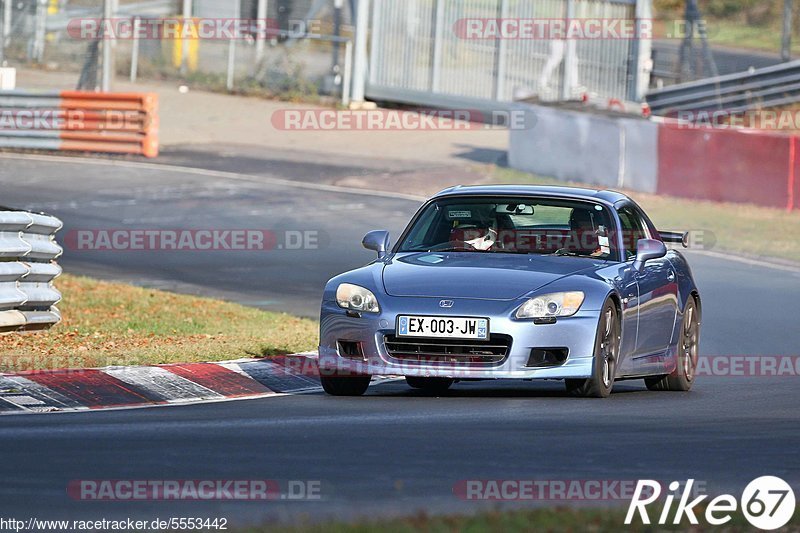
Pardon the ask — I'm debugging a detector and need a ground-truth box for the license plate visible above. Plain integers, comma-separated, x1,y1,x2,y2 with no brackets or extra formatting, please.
397,316,489,340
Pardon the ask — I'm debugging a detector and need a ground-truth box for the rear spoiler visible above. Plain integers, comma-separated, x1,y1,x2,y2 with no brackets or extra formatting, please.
659,231,689,248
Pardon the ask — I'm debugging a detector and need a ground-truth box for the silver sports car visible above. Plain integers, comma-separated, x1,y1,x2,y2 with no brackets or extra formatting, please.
319,185,701,398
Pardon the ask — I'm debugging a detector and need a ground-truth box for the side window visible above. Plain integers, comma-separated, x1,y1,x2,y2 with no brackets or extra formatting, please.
617,207,647,260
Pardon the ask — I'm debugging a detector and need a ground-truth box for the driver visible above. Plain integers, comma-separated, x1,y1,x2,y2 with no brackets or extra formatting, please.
463,226,498,251
449,207,499,251
568,208,604,257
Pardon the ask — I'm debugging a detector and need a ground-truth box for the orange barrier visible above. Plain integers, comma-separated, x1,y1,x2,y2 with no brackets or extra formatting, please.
0,90,159,158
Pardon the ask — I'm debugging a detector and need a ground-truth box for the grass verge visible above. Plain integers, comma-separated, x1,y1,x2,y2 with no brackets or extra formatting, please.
236,506,799,533
491,166,800,263
706,20,800,55
0,274,318,373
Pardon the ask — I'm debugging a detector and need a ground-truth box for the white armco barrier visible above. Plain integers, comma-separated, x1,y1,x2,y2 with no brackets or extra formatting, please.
0,209,63,333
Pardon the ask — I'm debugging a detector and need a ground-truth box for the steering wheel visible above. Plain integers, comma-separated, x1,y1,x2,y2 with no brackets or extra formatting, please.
429,240,478,252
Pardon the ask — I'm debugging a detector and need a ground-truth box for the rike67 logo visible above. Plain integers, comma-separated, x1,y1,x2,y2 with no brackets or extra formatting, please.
626,477,796,530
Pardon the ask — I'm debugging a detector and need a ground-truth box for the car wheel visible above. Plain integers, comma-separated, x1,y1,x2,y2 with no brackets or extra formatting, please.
320,373,371,396
565,300,620,398
406,376,454,393
645,297,700,392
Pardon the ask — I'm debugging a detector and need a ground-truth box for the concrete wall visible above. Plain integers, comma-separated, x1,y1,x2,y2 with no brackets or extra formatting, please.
658,125,798,210
508,102,799,210
508,103,659,194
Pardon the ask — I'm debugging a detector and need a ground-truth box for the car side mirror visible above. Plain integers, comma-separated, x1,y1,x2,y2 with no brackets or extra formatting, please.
634,239,667,272
362,230,390,258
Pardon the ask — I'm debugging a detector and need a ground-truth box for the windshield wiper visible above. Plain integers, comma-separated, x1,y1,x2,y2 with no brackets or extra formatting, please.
552,249,581,257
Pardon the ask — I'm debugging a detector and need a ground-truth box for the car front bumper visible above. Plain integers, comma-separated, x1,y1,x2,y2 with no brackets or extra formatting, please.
319,295,601,380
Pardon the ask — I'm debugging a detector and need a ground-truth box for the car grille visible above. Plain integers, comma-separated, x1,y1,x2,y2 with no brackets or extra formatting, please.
383,334,512,365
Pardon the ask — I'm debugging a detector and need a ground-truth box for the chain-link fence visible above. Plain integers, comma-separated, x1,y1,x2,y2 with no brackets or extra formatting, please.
0,0,355,102
651,0,798,87
4,1,797,101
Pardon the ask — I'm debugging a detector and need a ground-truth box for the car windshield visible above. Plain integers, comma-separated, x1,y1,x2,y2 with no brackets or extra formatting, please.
398,196,614,259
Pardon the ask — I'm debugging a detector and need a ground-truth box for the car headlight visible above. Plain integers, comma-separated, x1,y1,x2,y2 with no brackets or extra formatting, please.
516,291,585,319
336,283,380,313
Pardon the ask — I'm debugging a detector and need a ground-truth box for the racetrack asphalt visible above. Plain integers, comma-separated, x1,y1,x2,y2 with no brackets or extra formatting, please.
1,150,798,526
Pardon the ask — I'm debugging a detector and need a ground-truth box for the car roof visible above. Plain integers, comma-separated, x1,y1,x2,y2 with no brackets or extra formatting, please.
431,184,630,206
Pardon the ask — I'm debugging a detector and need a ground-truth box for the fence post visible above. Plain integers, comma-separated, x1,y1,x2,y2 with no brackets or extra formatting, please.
789,136,797,212
367,0,381,90
180,0,192,76
0,0,11,65
32,0,47,62
130,15,140,82
101,0,116,91
430,0,444,92
342,39,353,106
627,0,653,102
493,0,509,101
560,0,577,101
226,38,236,91
255,0,268,65
782,0,793,62
351,0,370,103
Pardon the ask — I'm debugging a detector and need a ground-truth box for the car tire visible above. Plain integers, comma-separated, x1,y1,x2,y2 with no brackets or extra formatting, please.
405,376,454,393
320,374,371,396
565,300,620,398
645,297,700,392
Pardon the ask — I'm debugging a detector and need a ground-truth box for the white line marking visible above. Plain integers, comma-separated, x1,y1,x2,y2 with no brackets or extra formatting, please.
689,250,800,273
0,153,427,202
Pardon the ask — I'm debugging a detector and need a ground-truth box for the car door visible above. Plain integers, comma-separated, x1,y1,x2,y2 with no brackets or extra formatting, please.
618,206,679,370
612,209,640,376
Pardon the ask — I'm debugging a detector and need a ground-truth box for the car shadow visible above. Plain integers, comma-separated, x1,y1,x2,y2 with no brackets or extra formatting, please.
367,380,649,398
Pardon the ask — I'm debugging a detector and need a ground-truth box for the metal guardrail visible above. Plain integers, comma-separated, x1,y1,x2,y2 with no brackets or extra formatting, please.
0,209,63,334
646,60,800,116
0,90,159,157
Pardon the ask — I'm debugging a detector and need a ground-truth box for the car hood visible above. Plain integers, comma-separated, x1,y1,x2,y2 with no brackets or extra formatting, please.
382,252,603,300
